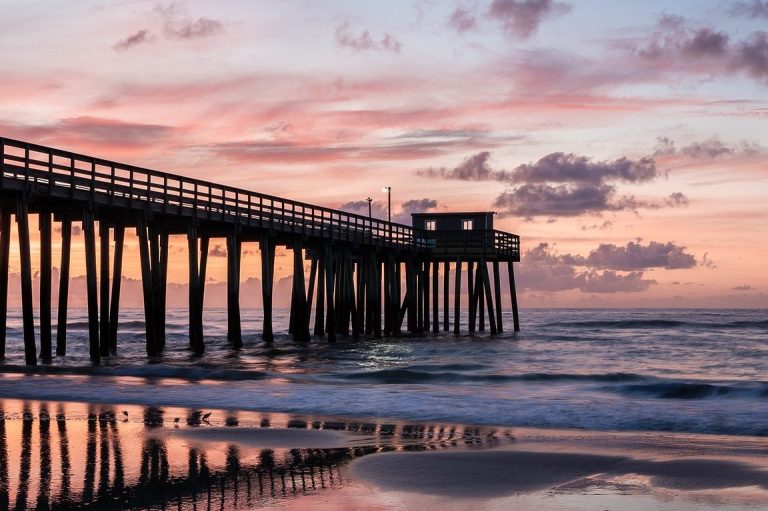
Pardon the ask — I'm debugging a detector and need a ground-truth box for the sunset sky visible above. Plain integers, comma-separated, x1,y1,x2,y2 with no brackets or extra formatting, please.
0,0,766,307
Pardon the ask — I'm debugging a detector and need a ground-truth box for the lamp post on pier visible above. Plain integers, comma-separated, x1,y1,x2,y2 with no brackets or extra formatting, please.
382,186,391,223
366,197,372,219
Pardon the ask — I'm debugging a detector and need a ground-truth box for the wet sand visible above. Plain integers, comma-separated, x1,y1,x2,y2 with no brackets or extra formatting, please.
2,398,768,510
171,425,373,448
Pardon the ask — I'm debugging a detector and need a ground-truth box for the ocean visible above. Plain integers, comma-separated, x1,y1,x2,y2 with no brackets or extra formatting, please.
0,308,766,437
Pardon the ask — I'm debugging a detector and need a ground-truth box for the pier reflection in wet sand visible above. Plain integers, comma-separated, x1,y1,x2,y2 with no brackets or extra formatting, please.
0,398,500,510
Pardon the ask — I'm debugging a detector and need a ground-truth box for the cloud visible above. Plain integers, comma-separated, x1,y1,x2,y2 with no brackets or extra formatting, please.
637,17,729,60
494,183,641,217
633,17,768,82
654,137,761,159
419,151,496,180
728,1,768,18
507,152,658,185
732,284,757,291
584,241,697,270
155,2,225,40
335,22,402,53
578,270,655,293
209,244,227,257
421,151,658,185
394,198,439,223
448,8,478,33
0,116,174,150
517,243,657,293
113,30,152,51
423,150,684,219
732,31,768,79
339,199,388,220
488,0,571,39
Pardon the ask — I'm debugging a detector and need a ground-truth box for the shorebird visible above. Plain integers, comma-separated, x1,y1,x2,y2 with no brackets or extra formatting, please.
174,417,180,425
202,412,212,421
122,410,128,417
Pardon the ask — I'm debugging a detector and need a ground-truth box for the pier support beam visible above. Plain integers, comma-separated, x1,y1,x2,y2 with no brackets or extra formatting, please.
443,261,449,332
226,232,241,347
17,200,37,365
323,245,336,342
290,241,310,343
313,252,325,337
260,236,275,342
467,261,475,333
56,218,71,356
187,227,208,354
83,210,99,363
477,267,485,332
0,210,10,359
453,259,462,335
136,216,168,356
39,211,52,362
432,261,439,333
480,260,498,335
99,221,110,358
109,226,125,354
508,261,520,332
493,261,503,333
423,260,430,332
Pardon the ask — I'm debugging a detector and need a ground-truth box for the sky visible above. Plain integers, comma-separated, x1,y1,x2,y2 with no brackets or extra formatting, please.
0,0,766,308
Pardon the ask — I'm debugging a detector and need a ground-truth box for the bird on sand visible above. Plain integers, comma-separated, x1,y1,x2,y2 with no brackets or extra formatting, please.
202,412,212,421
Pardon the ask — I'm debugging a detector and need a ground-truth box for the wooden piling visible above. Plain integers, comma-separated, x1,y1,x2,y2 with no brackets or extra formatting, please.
443,261,449,332
109,226,125,354
260,236,275,342
314,252,325,337
453,259,462,335
478,266,485,332
493,261,503,333
38,211,52,362
291,242,310,342
307,256,318,331
323,245,336,342
136,216,157,356
226,232,241,347
17,201,37,365
0,211,11,359
424,260,430,332
480,260,498,335
508,261,520,332
373,257,382,338
467,261,475,333
99,221,110,358
382,255,390,335
432,260,439,333
83,210,100,363
187,228,207,354
55,218,71,357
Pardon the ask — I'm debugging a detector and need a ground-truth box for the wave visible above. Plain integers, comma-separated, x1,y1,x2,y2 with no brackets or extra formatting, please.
0,364,268,382
550,319,768,330
614,381,768,400
336,368,647,385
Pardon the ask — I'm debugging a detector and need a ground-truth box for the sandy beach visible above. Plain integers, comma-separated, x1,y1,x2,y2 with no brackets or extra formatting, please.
2,397,767,510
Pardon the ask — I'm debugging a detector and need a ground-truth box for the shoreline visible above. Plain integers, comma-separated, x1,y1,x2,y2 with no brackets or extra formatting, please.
1,397,768,510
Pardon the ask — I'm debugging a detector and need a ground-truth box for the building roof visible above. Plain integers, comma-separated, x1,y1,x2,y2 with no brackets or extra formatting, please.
411,211,494,217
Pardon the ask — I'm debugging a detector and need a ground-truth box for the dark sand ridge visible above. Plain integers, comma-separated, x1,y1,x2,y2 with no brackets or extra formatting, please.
349,449,768,498
169,426,374,449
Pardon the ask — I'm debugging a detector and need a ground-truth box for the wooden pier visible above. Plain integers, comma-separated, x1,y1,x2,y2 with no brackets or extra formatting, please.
0,137,521,364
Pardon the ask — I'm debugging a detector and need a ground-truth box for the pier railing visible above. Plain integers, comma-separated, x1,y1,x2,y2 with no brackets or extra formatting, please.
0,138,418,248
0,137,519,259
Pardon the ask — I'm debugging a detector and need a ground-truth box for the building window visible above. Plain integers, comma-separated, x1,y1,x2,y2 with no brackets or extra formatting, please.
425,219,436,231
462,219,474,230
